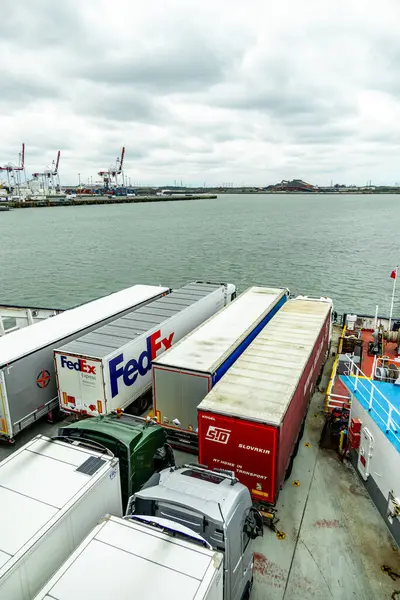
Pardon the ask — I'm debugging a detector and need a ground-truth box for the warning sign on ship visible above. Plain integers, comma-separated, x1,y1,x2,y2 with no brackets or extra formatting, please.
36,370,51,389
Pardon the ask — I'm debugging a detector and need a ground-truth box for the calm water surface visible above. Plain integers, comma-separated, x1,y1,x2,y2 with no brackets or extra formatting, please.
1,194,399,316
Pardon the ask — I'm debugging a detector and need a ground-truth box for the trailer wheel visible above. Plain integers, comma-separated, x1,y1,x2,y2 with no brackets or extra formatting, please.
292,420,305,458
316,366,324,387
47,406,62,424
284,455,294,481
138,395,151,414
129,394,151,415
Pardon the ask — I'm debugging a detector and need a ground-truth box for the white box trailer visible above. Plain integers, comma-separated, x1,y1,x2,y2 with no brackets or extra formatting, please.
33,515,223,600
0,435,122,600
0,284,169,442
152,286,288,449
55,282,236,417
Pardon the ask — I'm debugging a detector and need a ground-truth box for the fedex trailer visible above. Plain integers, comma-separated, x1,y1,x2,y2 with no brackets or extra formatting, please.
55,282,236,417
198,296,332,519
0,285,169,442
152,287,289,450
0,435,122,600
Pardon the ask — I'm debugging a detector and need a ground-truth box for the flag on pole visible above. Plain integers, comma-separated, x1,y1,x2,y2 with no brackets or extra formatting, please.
389,266,398,330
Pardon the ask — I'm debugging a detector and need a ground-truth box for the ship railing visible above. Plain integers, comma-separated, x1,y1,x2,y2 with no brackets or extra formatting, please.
325,324,351,411
341,311,400,331
0,305,63,336
344,355,400,445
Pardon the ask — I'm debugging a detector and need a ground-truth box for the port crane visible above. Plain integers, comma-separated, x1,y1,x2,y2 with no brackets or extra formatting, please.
32,151,61,193
0,143,26,192
98,146,125,189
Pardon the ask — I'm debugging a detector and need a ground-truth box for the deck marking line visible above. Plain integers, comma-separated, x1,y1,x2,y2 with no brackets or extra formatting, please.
282,443,326,599
300,539,334,598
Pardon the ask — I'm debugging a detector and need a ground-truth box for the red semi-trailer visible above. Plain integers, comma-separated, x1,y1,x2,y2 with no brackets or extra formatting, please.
198,296,332,516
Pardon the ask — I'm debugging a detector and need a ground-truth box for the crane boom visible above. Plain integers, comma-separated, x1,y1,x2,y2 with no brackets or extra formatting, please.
119,146,125,173
0,143,25,171
54,151,61,174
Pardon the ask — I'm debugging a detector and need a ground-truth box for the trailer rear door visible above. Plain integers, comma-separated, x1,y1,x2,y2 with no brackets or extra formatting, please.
55,353,105,415
0,373,10,437
198,412,278,503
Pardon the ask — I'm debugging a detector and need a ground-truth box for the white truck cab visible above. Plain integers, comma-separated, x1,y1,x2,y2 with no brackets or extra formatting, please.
126,464,263,600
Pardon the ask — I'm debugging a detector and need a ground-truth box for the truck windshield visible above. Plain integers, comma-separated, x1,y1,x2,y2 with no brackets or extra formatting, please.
134,498,226,552
127,515,211,549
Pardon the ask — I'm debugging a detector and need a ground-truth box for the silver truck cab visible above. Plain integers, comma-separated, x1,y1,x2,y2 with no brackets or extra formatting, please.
126,464,263,600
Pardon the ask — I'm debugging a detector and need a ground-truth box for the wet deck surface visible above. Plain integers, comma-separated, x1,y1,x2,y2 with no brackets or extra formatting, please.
0,335,399,599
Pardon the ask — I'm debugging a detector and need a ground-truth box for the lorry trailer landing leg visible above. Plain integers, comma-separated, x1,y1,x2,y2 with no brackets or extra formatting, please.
256,505,280,531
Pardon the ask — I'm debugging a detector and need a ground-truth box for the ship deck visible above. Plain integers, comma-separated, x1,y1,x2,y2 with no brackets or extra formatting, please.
0,330,398,599
342,375,400,454
329,326,400,411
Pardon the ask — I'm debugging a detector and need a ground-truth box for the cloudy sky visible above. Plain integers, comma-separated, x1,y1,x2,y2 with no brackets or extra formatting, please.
1,0,400,187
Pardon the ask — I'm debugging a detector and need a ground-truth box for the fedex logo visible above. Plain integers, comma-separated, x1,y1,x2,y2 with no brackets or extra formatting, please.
205,426,231,444
109,329,174,398
60,356,96,375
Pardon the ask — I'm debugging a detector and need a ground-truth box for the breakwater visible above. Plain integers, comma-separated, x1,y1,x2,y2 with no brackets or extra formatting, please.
5,194,217,209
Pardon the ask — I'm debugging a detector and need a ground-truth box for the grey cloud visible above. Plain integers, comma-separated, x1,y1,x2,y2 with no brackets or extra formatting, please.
365,36,400,97
74,89,168,124
210,85,317,116
1,0,83,48
207,82,356,126
289,125,356,145
0,73,60,108
74,39,229,93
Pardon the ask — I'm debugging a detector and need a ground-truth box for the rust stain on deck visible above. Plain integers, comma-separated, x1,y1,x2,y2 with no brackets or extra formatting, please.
314,518,343,528
253,552,287,588
348,483,370,498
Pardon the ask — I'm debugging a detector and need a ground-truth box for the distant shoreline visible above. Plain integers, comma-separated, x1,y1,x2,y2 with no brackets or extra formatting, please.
214,190,400,195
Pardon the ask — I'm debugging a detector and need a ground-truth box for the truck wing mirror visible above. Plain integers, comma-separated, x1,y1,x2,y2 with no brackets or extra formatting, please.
153,443,175,470
164,443,176,467
245,508,264,539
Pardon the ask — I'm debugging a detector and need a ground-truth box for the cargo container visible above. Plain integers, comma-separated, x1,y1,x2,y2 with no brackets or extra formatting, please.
0,435,122,600
198,296,332,516
55,282,236,417
58,413,175,510
0,284,169,442
33,514,224,600
152,286,289,450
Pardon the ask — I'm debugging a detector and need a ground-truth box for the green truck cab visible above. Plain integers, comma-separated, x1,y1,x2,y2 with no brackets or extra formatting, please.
58,414,174,509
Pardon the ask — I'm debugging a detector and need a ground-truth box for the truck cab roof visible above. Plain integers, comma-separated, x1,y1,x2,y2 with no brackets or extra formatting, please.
132,465,251,524
59,414,165,449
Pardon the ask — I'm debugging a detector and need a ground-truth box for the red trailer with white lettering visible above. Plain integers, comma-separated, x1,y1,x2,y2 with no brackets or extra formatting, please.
198,296,332,517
